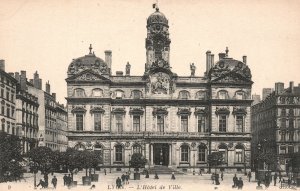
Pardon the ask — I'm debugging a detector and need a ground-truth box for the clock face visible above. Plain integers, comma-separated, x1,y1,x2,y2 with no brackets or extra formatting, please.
152,24,162,33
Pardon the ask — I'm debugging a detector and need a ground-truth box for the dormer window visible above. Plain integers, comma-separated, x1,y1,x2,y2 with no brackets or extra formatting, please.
115,90,124,99
74,88,85,97
92,88,103,97
217,90,228,99
235,91,245,100
179,90,190,100
131,90,142,99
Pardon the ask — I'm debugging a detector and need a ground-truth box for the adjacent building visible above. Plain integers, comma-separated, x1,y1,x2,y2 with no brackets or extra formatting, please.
251,82,300,172
66,7,253,173
0,60,18,136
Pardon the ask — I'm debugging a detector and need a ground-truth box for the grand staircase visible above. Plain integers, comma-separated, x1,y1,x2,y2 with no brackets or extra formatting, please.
148,165,184,175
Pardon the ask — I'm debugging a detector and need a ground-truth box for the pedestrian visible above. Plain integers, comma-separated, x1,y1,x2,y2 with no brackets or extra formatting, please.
44,174,48,188
51,176,57,189
211,173,215,184
145,170,149,178
116,177,120,189
215,173,220,185
274,172,278,186
233,174,238,188
247,171,252,182
221,172,223,181
63,174,67,186
154,172,159,179
287,178,291,188
279,172,282,183
265,176,270,188
171,172,175,180
37,179,46,188
121,174,125,186
104,168,107,175
199,168,202,176
67,174,71,187
237,177,243,189
125,172,129,185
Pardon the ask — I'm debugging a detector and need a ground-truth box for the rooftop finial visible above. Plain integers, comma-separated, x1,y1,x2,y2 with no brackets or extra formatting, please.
152,1,159,11
225,47,229,57
89,44,93,54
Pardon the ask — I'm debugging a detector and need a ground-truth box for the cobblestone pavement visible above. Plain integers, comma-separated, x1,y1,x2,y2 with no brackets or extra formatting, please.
0,171,296,191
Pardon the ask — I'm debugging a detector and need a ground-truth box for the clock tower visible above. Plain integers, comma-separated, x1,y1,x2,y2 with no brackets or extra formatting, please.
145,6,171,72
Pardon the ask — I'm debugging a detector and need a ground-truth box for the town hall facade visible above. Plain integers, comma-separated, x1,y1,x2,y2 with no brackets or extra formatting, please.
66,7,253,173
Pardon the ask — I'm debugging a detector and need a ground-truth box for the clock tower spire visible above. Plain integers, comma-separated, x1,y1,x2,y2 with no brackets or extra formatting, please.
145,6,171,72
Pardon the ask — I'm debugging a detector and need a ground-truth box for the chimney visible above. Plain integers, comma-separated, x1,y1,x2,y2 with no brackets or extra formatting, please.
52,93,56,101
38,79,42,90
45,81,50,94
125,62,131,76
105,50,112,75
211,54,215,68
33,71,42,89
8,72,14,77
275,82,284,94
290,81,294,93
20,71,27,91
262,88,273,100
116,71,123,76
206,51,211,76
14,72,20,82
218,53,226,60
0,60,5,71
243,55,247,64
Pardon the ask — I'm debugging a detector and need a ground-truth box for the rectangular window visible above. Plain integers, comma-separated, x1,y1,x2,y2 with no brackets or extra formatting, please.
235,149,243,162
181,147,189,162
198,148,206,162
280,146,286,154
181,116,188,132
6,91,9,101
7,107,10,118
298,118,300,128
1,89,3,98
76,114,83,131
115,146,123,162
289,119,294,128
236,116,244,132
219,115,227,132
288,132,294,141
281,132,286,141
281,118,286,128
288,146,294,154
94,113,101,131
1,105,4,115
115,114,123,132
197,115,206,132
157,115,164,132
133,116,140,132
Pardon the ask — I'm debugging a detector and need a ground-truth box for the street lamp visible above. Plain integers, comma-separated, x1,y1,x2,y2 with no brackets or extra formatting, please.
193,154,195,175
129,154,131,172
256,143,262,182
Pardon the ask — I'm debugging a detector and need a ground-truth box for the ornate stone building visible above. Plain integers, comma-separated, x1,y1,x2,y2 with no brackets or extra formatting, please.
251,82,300,172
66,7,253,173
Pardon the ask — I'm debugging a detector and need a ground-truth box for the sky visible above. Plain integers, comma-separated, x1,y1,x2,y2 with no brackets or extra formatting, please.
0,0,300,104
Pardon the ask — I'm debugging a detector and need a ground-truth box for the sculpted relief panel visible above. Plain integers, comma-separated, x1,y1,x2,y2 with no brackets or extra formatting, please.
150,72,170,94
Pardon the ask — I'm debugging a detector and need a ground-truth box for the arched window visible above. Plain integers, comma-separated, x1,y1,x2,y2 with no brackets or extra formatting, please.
115,90,124,99
178,90,190,100
217,90,228,99
74,88,85,97
74,143,86,151
132,144,142,154
115,145,123,162
181,145,189,162
198,144,207,162
92,89,103,97
235,145,245,163
218,144,228,163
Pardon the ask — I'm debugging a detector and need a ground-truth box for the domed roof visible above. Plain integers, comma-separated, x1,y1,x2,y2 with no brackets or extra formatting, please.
67,45,108,76
147,8,168,27
209,57,252,81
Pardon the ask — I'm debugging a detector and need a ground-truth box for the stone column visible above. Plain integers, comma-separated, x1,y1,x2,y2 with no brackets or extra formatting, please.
169,143,172,167
150,144,154,166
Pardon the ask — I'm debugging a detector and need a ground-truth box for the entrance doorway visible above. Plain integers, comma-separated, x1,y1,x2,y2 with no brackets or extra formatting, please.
153,143,169,166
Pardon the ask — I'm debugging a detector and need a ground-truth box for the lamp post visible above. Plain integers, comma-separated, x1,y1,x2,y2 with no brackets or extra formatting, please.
257,143,262,182
129,154,131,172
193,154,195,175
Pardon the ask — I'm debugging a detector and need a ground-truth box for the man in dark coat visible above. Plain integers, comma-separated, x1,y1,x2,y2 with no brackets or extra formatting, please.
247,171,252,182
233,174,238,188
237,177,244,189
274,173,278,186
63,174,67,186
37,179,46,188
51,176,57,189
